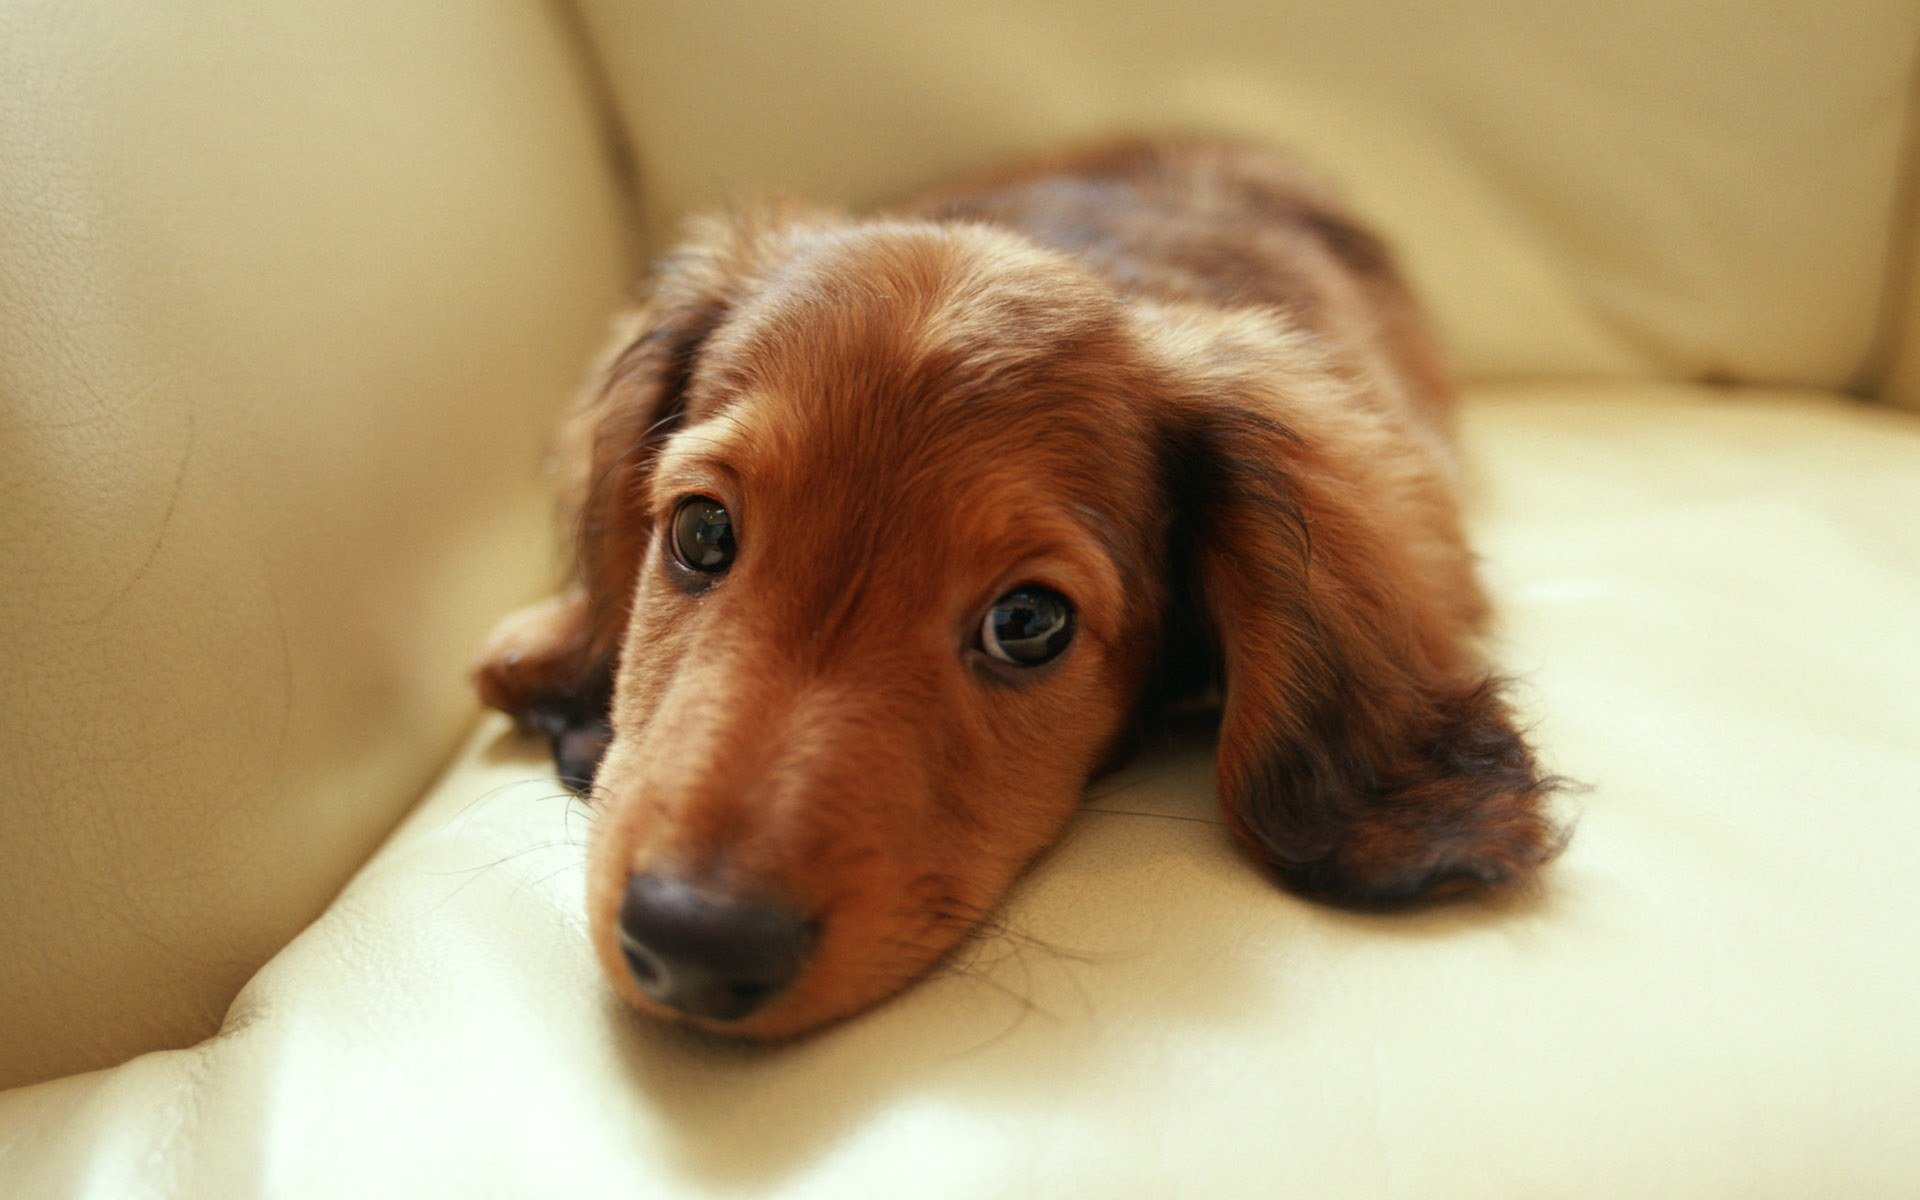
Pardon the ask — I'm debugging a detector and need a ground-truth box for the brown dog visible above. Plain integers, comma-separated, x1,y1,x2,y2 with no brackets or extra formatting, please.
474,138,1561,1035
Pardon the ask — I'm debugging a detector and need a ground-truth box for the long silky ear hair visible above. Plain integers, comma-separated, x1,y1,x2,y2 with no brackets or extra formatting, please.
1149,309,1564,906
488,210,807,785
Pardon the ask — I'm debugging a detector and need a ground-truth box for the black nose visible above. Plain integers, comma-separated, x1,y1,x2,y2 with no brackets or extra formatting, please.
616,873,813,1021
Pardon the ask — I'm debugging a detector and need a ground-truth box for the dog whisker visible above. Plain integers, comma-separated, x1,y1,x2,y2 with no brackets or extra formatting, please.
437,776,574,835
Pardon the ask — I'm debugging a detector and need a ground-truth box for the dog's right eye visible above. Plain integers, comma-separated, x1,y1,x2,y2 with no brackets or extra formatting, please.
669,496,735,574
979,586,1075,666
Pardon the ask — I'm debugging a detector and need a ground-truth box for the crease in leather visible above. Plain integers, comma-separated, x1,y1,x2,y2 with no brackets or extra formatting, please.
541,0,649,277
1854,24,1920,400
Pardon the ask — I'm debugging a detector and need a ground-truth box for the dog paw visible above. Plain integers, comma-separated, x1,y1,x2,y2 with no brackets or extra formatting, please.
473,589,614,793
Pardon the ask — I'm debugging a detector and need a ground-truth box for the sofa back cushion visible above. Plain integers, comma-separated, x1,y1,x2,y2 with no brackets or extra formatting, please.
0,4,628,1087
578,0,1919,392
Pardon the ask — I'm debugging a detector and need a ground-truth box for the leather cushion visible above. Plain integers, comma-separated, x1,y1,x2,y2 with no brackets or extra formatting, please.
0,3,630,1087
577,0,1920,391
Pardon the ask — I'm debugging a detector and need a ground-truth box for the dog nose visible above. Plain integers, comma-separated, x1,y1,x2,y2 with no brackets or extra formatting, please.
616,873,813,1021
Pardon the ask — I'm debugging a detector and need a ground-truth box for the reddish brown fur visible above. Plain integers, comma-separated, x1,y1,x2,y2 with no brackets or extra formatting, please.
475,137,1562,1034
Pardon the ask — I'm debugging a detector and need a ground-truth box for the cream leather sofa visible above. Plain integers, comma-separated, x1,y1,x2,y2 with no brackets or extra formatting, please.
4,4,1918,1197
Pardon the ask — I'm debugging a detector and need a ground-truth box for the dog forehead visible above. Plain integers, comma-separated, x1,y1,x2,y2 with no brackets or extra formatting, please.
694,221,1126,417
706,389,1110,555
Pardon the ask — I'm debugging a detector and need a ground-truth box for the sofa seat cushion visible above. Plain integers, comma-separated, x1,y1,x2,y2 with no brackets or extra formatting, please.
3,382,1916,1198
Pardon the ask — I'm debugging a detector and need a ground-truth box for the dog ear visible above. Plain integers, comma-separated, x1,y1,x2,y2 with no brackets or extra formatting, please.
1151,314,1562,906
475,212,792,788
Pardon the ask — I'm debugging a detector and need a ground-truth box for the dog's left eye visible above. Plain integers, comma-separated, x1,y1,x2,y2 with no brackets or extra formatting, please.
670,496,735,573
979,587,1075,666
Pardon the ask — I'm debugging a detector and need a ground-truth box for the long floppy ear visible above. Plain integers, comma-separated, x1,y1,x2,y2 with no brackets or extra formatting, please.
1152,311,1563,906
475,211,800,788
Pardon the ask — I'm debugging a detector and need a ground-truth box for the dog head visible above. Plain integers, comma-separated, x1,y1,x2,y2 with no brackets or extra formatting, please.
476,208,1558,1035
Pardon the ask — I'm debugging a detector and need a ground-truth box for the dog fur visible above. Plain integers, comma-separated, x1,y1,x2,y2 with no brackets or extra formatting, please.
475,137,1562,1035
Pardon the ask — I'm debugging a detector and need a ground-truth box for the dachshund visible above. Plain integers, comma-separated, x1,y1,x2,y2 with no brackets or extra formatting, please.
474,137,1562,1035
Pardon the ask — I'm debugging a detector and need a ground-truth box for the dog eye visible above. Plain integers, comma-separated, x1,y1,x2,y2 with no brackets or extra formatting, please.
670,496,735,573
979,587,1075,666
